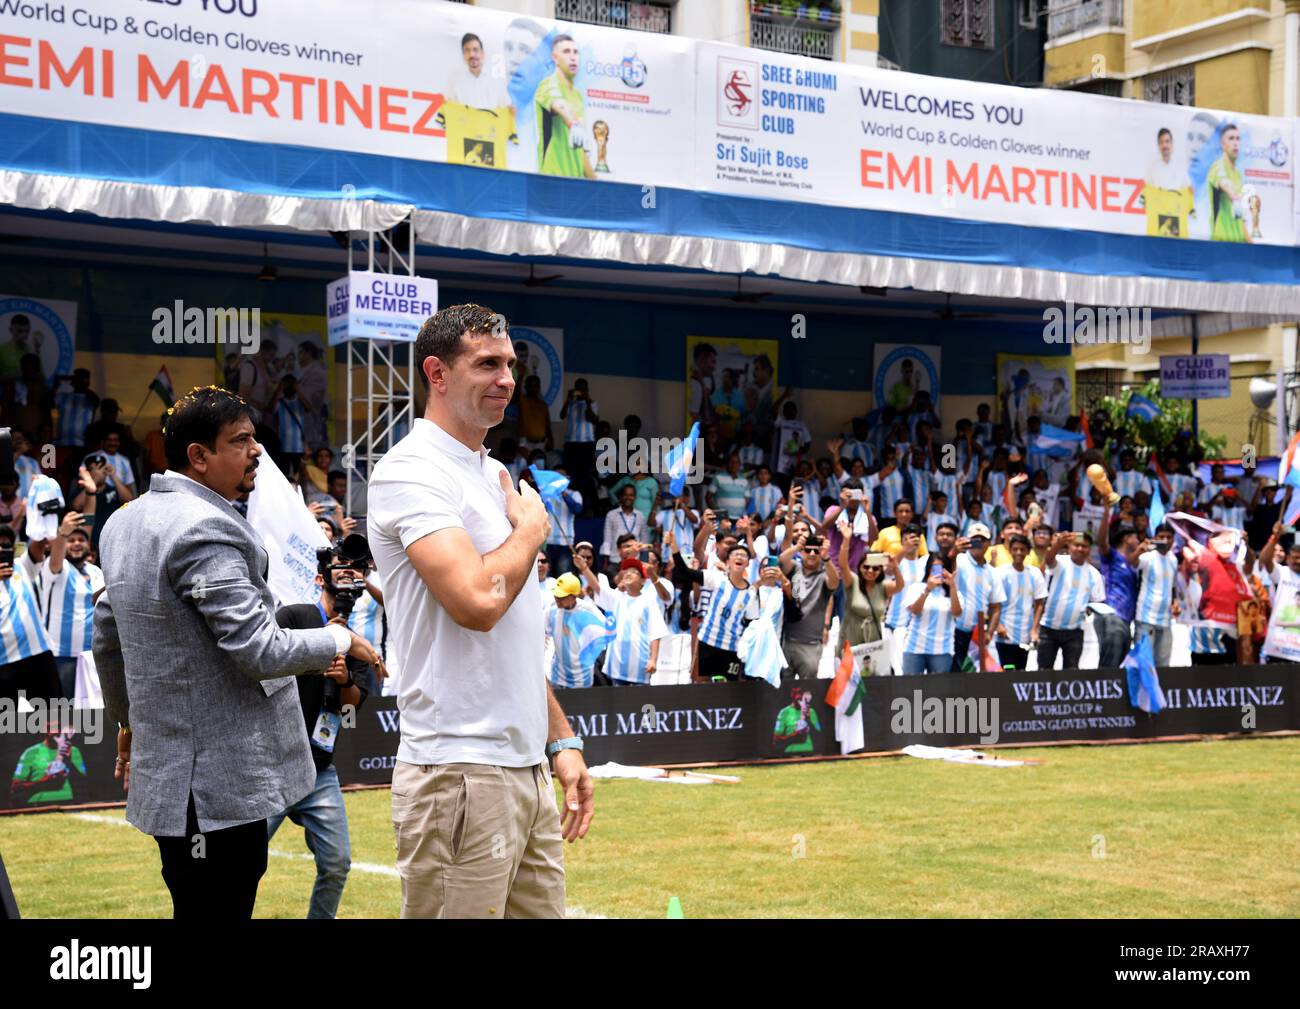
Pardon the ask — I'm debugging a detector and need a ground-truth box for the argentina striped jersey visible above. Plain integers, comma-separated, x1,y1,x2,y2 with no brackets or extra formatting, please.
954,551,1005,632
898,582,955,655
1041,558,1105,631
995,564,1047,645
1135,549,1178,625
698,568,758,652
41,559,104,658
886,555,930,628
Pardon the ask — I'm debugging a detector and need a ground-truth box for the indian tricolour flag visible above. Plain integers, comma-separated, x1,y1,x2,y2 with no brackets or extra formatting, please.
149,366,175,407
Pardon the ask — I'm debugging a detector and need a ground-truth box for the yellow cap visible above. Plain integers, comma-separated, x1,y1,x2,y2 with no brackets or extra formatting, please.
552,573,583,598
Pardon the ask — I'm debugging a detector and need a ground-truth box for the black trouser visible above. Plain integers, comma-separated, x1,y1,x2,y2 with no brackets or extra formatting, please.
154,794,269,919
697,641,743,681
997,642,1028,670
0,652,60,704
1037,625,1084,670
952,628,974,671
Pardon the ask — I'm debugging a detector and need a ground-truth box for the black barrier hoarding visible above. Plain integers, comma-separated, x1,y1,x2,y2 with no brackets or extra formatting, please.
863,665,1298,750
331,680,841,776
2,666,1297,813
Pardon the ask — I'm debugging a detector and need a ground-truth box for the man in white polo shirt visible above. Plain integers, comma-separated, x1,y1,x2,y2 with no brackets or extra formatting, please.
367,304,594,920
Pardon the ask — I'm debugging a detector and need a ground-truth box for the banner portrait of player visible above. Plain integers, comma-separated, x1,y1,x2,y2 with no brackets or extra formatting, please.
996,353,1075,442
685,335,779,439
872,344,941,415
0,295,77,386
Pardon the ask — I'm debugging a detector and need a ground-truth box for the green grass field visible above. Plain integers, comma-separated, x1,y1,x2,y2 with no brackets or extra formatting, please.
3,737,1297,918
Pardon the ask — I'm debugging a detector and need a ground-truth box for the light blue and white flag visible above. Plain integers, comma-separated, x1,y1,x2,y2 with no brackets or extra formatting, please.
1123,633,1166,714
529,465,570,503
1033,422,1087,459
1126,393,1161,422
665,422,701,497
736,615,786,687
576,608,617,668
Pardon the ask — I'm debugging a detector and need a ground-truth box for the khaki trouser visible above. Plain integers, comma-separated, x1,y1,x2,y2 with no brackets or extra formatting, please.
391,760,565,919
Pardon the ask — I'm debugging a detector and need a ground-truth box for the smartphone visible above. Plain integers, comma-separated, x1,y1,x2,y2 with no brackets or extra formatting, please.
763,555,781,569
0,545,13,566
805,536,823,550
848,489,866,502
638,550,651,563
715,510,729,522
867,552,889,566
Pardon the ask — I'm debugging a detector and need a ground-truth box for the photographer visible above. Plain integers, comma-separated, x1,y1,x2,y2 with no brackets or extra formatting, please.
269,533,378,919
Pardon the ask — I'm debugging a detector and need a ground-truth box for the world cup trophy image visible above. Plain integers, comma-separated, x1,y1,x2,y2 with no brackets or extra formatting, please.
1086,463,1119,506
593,120,610,174
1240,184,1262,240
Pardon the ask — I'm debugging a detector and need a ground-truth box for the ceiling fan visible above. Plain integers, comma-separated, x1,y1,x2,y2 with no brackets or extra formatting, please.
524,263,563,287
729,275,773,304
256,242,278,282
932,292,994,320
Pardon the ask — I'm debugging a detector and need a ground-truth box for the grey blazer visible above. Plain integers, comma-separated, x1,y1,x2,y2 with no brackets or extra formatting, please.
93,472,340,836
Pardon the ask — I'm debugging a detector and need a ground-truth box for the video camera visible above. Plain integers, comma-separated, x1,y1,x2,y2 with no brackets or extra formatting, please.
316,532,372,618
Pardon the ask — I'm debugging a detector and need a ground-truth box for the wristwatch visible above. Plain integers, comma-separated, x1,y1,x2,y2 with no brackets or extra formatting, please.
545,737,584,763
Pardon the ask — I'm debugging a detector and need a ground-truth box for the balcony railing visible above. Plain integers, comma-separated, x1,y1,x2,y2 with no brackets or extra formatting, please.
1046,0,1123,40
554,0,673,34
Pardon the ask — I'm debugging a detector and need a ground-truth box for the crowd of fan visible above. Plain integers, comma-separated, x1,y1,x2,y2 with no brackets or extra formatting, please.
494,375,1295,687
4,354,1293,699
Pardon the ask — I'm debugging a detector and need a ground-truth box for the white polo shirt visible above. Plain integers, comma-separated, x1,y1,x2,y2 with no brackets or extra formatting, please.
367,418,547,768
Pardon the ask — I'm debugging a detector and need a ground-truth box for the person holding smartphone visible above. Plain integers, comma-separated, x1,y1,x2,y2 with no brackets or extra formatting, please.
899,555,962,675
0,524,60,703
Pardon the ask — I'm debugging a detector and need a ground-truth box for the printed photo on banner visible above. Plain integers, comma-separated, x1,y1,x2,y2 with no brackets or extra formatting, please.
506,326,565,421
217,314,333,450
996,353,1075,443
686,335,779,439
0,295,77,386
872,344,940,415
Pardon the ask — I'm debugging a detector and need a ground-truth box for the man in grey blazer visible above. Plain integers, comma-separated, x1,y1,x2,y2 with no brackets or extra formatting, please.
93,386,383,919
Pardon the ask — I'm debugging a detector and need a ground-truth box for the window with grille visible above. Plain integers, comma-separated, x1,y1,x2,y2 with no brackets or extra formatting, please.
941,0,993,49
1143,67,1195,107
554,0,673,34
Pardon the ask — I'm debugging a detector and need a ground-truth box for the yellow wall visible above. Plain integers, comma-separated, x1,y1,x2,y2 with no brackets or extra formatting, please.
1045,32,1125,85
1133,0,1258,42
1195,48,1270,115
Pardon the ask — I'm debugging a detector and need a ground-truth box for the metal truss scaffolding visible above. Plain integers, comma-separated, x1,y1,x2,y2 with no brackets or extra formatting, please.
343,221,416,517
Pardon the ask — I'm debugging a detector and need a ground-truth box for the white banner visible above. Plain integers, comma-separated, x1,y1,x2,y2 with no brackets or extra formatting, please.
0,0,694,188
326,271,437,345
246,454,330,607
698,42,1295,245
1160,353,1231,400
0,1,1293,244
